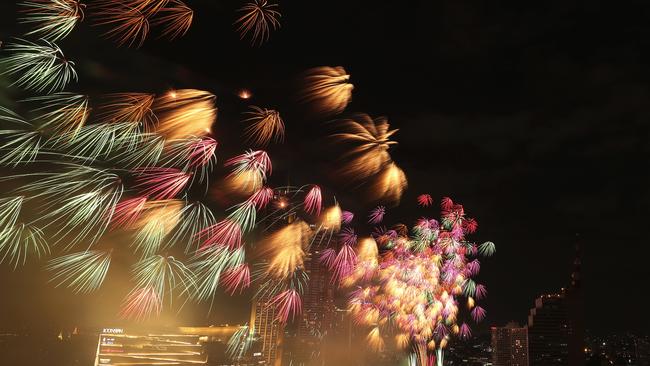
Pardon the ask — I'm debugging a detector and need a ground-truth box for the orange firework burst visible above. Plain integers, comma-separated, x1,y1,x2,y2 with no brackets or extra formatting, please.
332,114,398,181
96,93,156,131
262,220,312,279
151,0,193,40
300,66,353,115
154,89,216,140
366,162,408,204
92,1,150,48
235,0,281,46
243,106,284,147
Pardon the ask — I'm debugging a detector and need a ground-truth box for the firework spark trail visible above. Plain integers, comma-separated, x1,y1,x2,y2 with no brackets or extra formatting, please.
0,223,50,268
199,219,243,250
14,165,124,249
235,0,281,46
226,325,254,361
243,106,284,147
300,66,353,115
368,205,385,224
225,150,272,181
19,0,84,41
130,199,183,257
119,285,162,321
151,0,193,40
269,288,302,322
418,194,433,207
92,1,150,48
303,185,322,216
46,250,112,294
341,210,354,224
165,201,217,254
221,263,251,294
190,246,245,303
133,167,191,200
96,93,156,130
120,254,196,319
0,39,77,93
161,136,218,184
0,107,42,166
25,93,90,138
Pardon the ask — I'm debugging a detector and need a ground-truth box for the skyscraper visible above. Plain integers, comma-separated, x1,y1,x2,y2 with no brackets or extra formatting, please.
527,241,584,366
492,322,529,366
250,296,284,366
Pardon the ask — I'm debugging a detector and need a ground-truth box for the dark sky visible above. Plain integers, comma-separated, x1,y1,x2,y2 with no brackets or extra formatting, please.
1,0,649,335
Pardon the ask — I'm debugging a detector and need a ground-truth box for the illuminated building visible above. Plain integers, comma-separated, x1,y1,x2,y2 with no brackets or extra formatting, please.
527,241,584,366
250,297,284,366
283,246,336,365
93,328,207,365
491,322,529,366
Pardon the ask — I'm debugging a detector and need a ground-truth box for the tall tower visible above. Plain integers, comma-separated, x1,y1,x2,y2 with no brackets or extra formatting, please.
566,238,585,366
492,322,529,366
250,297,284,366
527,236,584,366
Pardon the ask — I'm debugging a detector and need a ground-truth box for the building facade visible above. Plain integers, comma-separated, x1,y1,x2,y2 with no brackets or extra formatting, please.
94,328,207,366
492,322,529,366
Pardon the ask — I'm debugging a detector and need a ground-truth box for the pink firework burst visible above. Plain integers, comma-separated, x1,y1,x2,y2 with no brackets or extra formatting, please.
199,219,243,249
221,264,251,295
319,247,337,269
111,196,147,229
270,289,302,323
459,323,472,339
368,206,385,224
474,284,487,300
134,168,191,200
467,259,481,276
304,185,322,216
248,186,274,209
339,227,357,246
119,286,162,321
225,150,272,178
188,137,218,167
341,210,354,224
330,244,357,283
417,194,433,207
471,306,486,323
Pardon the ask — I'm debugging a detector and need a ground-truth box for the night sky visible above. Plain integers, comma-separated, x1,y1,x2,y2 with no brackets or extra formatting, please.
1,0,649,335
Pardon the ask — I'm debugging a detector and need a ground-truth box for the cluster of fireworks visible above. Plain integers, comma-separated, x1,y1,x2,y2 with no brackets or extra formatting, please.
0,1,495,365
338,198,495,365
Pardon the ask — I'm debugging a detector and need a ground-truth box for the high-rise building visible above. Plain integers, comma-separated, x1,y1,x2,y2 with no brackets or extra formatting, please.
492,322,529,366
527,240,584,366
251,298,284,366
284,247,336,365
93,328,207,366
637,337,650,366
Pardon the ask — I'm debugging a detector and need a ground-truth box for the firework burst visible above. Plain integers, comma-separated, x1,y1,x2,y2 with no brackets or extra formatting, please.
243,106,284,147
300,66,353,115
235,0,281,46
1,39,77,93
19,0,84,41
151,0,193,40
